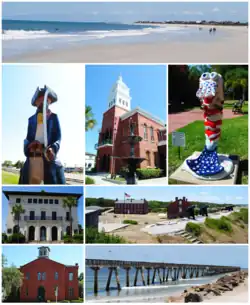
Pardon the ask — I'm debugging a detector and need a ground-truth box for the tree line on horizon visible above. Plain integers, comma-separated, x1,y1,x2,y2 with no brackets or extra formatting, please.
85,197,244,212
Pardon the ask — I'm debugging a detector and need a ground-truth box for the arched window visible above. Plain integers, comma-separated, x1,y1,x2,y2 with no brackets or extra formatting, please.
42,272,46,280
55,272,59,280
150,127,154,141
143,124,148,140
38,272,41,281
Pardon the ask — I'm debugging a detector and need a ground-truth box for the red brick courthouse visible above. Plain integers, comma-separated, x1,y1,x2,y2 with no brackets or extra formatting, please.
20,247,79,302
95,76,166,174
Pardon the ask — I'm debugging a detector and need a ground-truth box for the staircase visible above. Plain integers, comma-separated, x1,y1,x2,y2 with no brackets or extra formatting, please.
174,229,203,244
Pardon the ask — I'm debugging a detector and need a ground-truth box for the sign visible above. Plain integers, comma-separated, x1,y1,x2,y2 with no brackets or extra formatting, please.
172,132,186,147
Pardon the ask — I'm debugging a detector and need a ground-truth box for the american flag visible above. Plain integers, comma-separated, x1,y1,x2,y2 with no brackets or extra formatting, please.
124,193,131,198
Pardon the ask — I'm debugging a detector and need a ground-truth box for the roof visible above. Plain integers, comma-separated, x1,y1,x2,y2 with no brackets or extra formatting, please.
20,257,74,269
116,199,146,204
3,190,83,200
86,152,96,157
120,107,165,126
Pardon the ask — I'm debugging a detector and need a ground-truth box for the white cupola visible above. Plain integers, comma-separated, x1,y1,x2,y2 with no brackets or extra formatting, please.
38,246,50,259
107,75,131,111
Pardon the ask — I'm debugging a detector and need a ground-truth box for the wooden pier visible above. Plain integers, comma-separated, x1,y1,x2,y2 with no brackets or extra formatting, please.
86,259,241,294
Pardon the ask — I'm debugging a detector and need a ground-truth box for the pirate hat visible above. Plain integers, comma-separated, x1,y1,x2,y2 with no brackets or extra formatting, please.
31,85,58,107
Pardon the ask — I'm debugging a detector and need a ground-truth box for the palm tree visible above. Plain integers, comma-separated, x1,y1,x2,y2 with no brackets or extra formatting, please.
11,204,25,239
62,196,78,237
85,105,97,131
224,68,248,100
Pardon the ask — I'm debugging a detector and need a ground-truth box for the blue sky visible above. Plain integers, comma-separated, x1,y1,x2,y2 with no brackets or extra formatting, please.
86,186,248,205
86,245,248,268
3,245,84,273
2,186,84,231
2,65,84,166
3,2,248,23
86,65,166,154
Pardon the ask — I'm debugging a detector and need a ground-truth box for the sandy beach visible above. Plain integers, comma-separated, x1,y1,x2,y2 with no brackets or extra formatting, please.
205,279,248,302
4,24,248,63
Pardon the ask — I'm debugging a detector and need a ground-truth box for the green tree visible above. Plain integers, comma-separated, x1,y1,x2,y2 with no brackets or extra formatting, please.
2,160,13,167
14,161,24,169
78,272,83,281
11,204,25,235
63,196,78,237
224,68,248,100
188,65,212,80
2,259,23,301
85,105,97,131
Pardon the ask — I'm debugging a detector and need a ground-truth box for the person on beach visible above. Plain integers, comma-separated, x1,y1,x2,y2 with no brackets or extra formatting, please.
19,85,66,184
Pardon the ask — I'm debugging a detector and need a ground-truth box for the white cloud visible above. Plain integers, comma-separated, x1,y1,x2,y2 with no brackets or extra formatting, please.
200,192,208,195
235,196,244,200
182,10,204,16
212,7,220,12
92,11,99,16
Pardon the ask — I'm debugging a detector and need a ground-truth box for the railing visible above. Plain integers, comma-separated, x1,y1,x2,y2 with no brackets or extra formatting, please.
24,216,63,221
86,259,240,270
95,139,113,149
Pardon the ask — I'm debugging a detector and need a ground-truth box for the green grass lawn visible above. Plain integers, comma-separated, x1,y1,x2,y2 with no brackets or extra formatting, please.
2,170,19,184
169,115,248,184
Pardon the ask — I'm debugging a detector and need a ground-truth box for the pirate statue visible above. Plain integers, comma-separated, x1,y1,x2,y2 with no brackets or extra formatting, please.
185,72,233,179
19,85,66,184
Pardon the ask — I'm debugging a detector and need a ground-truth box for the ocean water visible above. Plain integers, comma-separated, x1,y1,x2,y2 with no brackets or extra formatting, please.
85,267,227,302
2,20,230,59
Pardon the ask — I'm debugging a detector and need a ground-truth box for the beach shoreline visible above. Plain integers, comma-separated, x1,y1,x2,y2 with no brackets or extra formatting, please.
86,271,248,303
3,24,248,63
168,271,248,303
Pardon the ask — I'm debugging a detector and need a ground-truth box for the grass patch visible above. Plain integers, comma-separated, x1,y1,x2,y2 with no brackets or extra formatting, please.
85,176,95,184
123,220,138,225
229,208,248,224
204,216,233,233
168,116,248,184
86,227,126,244
186,222,202,236
2,170,19,184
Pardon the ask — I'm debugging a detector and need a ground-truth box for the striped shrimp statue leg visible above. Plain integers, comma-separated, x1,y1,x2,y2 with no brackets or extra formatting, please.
186,72,225,176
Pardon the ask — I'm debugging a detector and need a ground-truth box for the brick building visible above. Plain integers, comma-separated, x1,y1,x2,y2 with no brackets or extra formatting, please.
167,197,191,219
114,199,148,214
20,247,79,302
95,76,166,174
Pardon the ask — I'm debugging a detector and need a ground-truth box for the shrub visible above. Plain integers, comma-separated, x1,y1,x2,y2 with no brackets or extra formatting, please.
2,233,8,243
119,166,129,178
186,222,202,236
73,233,84,243
70,300,83,303
7,233,26,243
86,227,126,244
123,220,138,225
136,168,163,180
205,217,232,233
63,235,74,243
86,176,95,184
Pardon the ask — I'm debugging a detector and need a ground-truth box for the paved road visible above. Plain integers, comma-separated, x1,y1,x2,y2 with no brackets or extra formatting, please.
169,109,243,133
